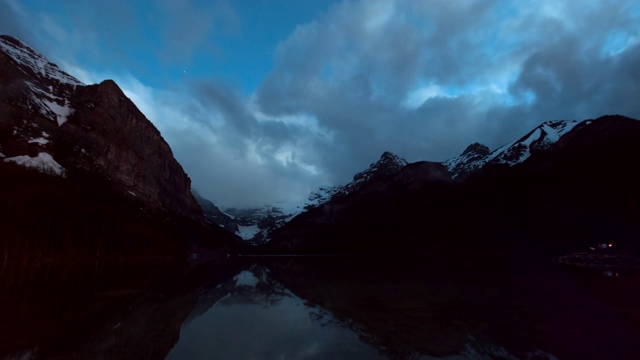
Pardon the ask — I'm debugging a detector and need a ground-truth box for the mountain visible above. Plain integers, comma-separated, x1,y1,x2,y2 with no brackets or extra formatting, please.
0,35,240,259
192,190,239,233
265,115,640,258
191,189,296,245
306,151,409,208
219,151,410,246
0,35,203,219
444,120,580,179
224,206,294,245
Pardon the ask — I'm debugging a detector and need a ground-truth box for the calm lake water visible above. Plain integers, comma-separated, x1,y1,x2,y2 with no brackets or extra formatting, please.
1,256,639,359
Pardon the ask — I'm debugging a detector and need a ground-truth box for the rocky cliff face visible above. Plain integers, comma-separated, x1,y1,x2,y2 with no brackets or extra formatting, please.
0,35,202,220
67,80,202,219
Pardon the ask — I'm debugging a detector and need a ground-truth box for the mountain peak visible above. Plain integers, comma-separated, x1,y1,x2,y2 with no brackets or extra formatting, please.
444,142,491,178
0,35,83,87
461,142,490,157
445,119,580,178
0,35,22,46
379,151,408,165
489,120,580,167
0,34,84,127
355,151,408,181
305,151,408,210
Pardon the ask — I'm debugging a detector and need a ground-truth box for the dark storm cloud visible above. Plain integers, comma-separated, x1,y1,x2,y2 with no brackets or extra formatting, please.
142,79,334,208
254,0,513,182
165,0,640,206
253,0,640,188
511,35,640,118
257,0,507,114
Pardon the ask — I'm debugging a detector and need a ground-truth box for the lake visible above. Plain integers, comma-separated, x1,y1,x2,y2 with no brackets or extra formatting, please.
1,256,639,359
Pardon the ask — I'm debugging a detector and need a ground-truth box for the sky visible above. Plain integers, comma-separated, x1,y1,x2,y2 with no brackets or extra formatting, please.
2,0,640,209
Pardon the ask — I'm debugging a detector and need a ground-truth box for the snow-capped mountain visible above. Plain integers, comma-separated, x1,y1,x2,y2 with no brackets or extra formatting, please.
0,35,204,220
215,151,409,245
445,120,580,178
0,35,84,175
224,206,295,245
0,35,82,127
0,35,248,259
265,115,640,256
306,151,408,208
0,36,82,86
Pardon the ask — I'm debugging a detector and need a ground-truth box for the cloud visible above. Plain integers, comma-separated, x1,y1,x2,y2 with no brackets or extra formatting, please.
99,73,331,208
4,0,640,209
254,0,640,181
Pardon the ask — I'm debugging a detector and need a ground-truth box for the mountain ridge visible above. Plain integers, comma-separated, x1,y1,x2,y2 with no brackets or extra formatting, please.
265,115,640,256
306,151,409,208
444,119,580,179
0,34,243,259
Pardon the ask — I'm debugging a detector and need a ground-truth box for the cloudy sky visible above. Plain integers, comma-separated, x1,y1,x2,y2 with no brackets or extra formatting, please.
2,0,640,209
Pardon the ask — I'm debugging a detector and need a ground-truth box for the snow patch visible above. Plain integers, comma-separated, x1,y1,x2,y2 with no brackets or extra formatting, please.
42,99,74,126
0,37,80,126
28,137,49,145
236,225,261,240
4,152,66,176
24,82,75,126
306,185,341,208
540,120,579,145
233,270,260,287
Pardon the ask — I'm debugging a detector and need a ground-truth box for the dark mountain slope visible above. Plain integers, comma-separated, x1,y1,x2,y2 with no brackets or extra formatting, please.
473,115,640,253
193,191,239,233
267,160,458,254
0,35,242,259
266,115,640,258
0,35,200,219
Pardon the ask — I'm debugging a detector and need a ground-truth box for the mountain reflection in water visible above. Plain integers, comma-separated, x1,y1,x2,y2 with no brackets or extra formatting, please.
167,266,385,360
1,256,640,359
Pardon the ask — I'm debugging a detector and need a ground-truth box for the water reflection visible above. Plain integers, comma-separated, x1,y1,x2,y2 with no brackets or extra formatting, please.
0,259,239,360
167,266,386,360
1,258,640,359
258,257,640,360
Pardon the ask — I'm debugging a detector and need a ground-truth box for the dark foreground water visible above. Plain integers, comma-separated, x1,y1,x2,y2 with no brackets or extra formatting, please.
1,256,639,360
